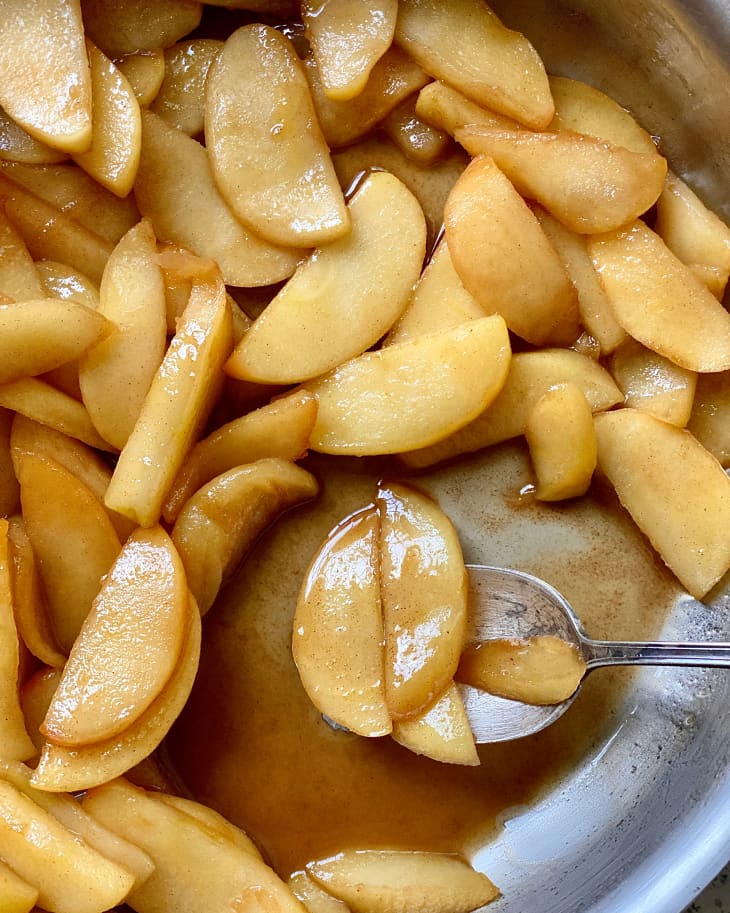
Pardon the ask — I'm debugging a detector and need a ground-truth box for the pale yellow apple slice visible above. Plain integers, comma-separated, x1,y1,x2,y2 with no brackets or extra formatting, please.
0,860,37,913
377,482,468,720
42,525,189,748
456,127,667,235
79,219,167,450
395,0,552,129
80,0,203,58
136,111,302,287
163,389,317,523
206,24,349,247
0,0,92,153
0,409,19,518
594,408,730,599
384,238,485,345
225,171,426,384
445,156,579,346
36,261,100,310
0,520,35,761
152,39,223,135
457,636,587,704
302,0,397,101
105,273,233,527
0,106,69,164
307,849,498,913
82,778,305,913
306,315,511,456
588,220,730,372
289,871,351,913
72,42,142,197
401,349,622,469
392,682,479,766
156,794,262,860
172,458,318,615
16,452,121,653
609,339,697,427
382,97,450,166
293,506,391,738
117,50,165,108
548,76,657,154
415,80,522,139
304,46,429,149
31,593,201,791
525,382,598,501
0,779,135,913
688,372,730,467
0,205,44,301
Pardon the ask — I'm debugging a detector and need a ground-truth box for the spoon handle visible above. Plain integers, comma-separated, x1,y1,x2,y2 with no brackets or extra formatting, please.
584,639,730,669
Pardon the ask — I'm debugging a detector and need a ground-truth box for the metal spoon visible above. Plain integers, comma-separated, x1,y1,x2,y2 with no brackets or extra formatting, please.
461,564,730,744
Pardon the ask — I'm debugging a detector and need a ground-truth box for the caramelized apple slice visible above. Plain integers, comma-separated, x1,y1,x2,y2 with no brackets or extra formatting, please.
19,667,60,755
392,682,479,766
289,871,351,913
0,107,68,165
377,483,467,720
205,24,349,247
152,39,223,135
36,260,100,309
80,0,203,58
306,316,511,455
0,0,92,153
117,50,165,108
594,409,730,599
307,849,498,913
0,204,44,301
415,80,521,138
156,794,262,860
687,372,730,467
381,97,450,165
0,860,37,913
0,409,19,518
293,507,391,738
225,171,426,383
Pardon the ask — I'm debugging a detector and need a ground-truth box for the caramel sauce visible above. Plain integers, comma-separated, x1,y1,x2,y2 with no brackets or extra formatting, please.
166,445,682,876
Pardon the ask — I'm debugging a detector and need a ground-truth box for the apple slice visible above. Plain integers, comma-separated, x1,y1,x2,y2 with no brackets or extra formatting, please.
445,156,579,346
79,219,167,450
306,315,511,456
36,260,100,309
80,0,203,58
293,506,391,738
172,458,318,615
456,127,667,235
0,106,69,164
594,408,730,599
42,526,189,748
31,593,201,791
105,272,233,527
0,204,44,301
307,849,498,913
688,372,730,467
0,409,19,517
415,80,522,138
0,860,37,913
205,24,349,247
401,349,622,469
152,39,223,135
0,0,92,153
117,50,165,108
377,483,467,720
588,220,730,372
156,794,262,860
302,0,397,101
382,97,450,166
225,171,426,384
20,667,60,755
289,871,351,913
392,682,479,766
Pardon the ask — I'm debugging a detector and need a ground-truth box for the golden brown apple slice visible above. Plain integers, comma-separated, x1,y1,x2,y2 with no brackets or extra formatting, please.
377,482,467,720
456,127,667,234
105,272,233,527
588,220,730,372
381,97,450,166
20,667,60,755
0,106,69,164
594,408,730,599
457,636,587,704
392,682,479,766
0,0,92,153
79,219,167,450
156,794,262,860
42,526,189,747
225,171,426,384
307,849,498,913
117,50,165,108
80,0,203,58
401,349,622,469
306,315,511,456
0,204,44,301
525,382,598,501
0,779,135,913
0,409,19,517
293,506,391,738
302,0,396,101
172,458,318,615
289,871,351,913
0,860,37,913
152,39,223,135
205,24,349,247
164,389,317,523
445,156,579,346
688,372,730,467
0,520,35,761
31,593,200,791
82,778,305,913
415,80,521,138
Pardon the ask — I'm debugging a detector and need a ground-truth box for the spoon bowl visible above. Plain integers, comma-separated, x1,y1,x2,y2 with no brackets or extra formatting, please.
461,564,730,743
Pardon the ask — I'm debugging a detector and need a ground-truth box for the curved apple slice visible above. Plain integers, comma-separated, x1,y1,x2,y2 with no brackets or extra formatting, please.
155,794,263,861
31,593,201,792
41,526,189,748
0,204,44,301
305,315,511,456
117,50,165,109
392,682,478,766
152,39,223,136
205,24,349,247
172,458,318,615
289,871,350,913
293,507,391,738
0,859,37,913
0,0,92,153
225,171,426,384
0,107,69,165
80,0,203,58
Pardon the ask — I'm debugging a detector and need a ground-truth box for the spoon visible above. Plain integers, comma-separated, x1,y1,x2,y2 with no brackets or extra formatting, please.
461,564,730,743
